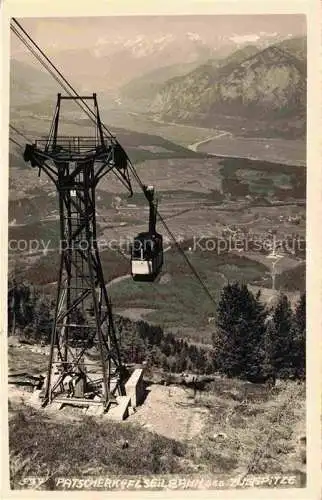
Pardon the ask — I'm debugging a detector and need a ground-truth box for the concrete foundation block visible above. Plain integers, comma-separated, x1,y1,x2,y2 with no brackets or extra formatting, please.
125,368,145,409
105,396,131,421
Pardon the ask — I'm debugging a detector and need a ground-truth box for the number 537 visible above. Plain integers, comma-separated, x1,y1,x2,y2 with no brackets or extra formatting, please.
19,477,46,488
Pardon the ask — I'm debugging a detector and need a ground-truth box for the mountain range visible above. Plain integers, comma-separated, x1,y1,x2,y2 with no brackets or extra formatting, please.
148,37,306,132
10,59,62,107
120,45,262,102
11,15,305,94
11,32,218,94
10,28,306,139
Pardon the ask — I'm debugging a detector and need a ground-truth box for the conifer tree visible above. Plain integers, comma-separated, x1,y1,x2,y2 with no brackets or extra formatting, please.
269,294,294,378
31,296,53,342
291,293,306,379
213,282,267,378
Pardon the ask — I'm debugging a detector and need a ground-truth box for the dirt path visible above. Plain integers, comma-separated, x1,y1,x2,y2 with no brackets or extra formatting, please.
114,308,156,322
128,384,209,442
8,381,210,439
107,274,131,288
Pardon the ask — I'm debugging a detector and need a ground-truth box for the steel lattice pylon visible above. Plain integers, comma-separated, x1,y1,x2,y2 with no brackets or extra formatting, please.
23,93,132,411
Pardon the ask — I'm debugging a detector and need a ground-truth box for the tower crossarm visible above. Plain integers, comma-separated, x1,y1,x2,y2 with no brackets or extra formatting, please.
23,138,133,194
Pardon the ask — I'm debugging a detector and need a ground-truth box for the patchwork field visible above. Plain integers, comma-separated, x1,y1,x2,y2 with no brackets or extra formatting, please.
8,140,305,344
8,113,306,343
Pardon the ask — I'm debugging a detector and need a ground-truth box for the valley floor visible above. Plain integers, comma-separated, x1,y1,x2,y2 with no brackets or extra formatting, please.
192,134,305,167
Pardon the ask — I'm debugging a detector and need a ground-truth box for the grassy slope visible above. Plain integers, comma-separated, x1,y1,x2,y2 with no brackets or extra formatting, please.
109,250,268,334
9,376,305,490
10,247,129,286
10,237,304,340
276,263,306,293
9,405,188,489
195,378,305,477
12,245,268,331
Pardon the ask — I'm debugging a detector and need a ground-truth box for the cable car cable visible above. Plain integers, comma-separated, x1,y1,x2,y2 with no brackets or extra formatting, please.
9,137,23,149
11,26,93,131
156,212,217,307
108,242,196,326
126,163,217,307
11,19,114,139
11,19,135,180
10,24,90,116
9,124,30,142
11,20,217,310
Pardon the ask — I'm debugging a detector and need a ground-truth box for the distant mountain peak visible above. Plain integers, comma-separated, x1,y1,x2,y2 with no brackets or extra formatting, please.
149,37,306,136
229,33,261,44
186,32,202,41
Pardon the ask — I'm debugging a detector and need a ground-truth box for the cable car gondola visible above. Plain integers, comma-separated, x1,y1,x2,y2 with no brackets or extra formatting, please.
131,231,163,281
131,186,163,281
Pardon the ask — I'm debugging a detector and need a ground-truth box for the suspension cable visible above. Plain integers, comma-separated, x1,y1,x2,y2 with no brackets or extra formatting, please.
11,18,114,139
157,212,217,307
127,163,217,307
10,18,217,310
10,24,89,114
108,243,200,327
9,137,23,149
9,124,30,142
